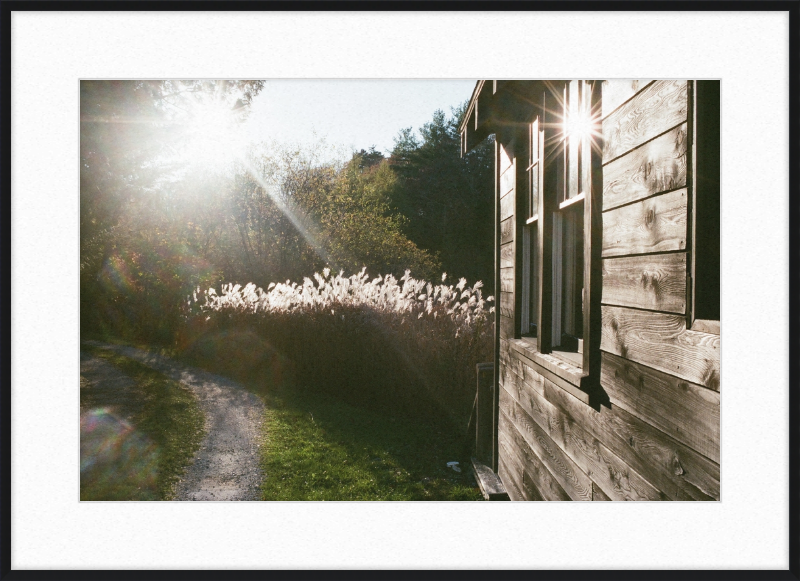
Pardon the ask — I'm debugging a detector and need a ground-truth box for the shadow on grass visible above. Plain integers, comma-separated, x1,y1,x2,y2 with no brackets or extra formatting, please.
259,387,482,501
173,327,483,501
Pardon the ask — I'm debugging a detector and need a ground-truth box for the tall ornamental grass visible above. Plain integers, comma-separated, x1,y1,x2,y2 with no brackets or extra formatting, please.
179,268,494,429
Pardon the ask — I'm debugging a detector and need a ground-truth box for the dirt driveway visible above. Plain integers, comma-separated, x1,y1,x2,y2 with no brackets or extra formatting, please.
81,342,265,501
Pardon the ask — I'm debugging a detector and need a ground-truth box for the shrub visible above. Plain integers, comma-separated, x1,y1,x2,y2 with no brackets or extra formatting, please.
179,268,494,430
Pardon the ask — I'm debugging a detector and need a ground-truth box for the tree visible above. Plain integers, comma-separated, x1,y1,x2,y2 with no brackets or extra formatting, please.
80,80,265,340
388,103,495,290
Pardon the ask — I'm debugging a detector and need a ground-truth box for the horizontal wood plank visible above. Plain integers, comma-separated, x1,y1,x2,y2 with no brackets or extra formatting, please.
592,482,612,501
602,188,687,258
500,216,514,244
499,409,571,501
500,166,515,197
500,291,514,318
471,458,510,500
504,339,590,403
506,371,665,501
601,79,654,119
499,143,513,173
542,380,719,500
498,456,525,501
498,430,544,501
500,241,514,268
602,253,687,314
603,79,688,163
499,315,515,340
500,267,514,293
601,352,720,462
601,305,720,390
500,189,514,220
603,123,688,210
499,388,593,501
692,319,720,335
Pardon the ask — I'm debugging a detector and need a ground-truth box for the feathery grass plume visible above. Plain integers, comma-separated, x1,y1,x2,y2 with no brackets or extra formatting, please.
180,269,494,429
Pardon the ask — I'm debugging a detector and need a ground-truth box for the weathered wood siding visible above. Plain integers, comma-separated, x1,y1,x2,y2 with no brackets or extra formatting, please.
494,80,720,502
498,143,515,341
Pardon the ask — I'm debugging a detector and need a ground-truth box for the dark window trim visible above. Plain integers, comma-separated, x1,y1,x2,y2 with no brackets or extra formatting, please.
688,79,721,332
516,80,602,397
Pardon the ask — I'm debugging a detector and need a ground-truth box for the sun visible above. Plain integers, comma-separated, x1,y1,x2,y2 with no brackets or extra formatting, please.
170,98,250,172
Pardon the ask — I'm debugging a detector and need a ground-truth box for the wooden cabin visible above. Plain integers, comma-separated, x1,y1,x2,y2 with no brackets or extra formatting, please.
461,80,720,501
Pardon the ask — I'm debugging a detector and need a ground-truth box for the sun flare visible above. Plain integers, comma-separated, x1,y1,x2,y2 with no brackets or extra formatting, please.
169,98,250,172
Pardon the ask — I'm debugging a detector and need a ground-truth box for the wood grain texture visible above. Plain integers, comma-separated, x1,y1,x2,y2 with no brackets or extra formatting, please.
500,315,515,340
505,339,589,401
601,305,720,390
498,456,525,501
543,380,719,500
603,79,688,163
500,267,514,293
500,216,514,244
500,291,514,319
692,319,720,335
500,189,514,220
500,241,514,268
500,343,589,406
471,458,509,500
498,430,545,501
499,143,513,173
601,352,720,462
602,253,687,314
601,79,654,119
499,388,593,501
603,123,687,210
506,371,665,501
602,188,687,257
500,166,514,197
501,354,546,400
592,482,612,501
499,410,571,501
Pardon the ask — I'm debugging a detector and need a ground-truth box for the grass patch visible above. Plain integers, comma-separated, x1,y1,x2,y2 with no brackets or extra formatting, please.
80,346,205,500
259,387,482,501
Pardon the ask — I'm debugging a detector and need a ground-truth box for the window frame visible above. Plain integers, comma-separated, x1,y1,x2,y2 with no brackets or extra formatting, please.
688,79,721,335
520,117,542,339
517,79,602,396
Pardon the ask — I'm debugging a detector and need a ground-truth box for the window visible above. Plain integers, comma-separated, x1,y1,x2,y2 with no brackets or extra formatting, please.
690,80,720,331
521,117,541,338
550,80,594,365
516,81,599,374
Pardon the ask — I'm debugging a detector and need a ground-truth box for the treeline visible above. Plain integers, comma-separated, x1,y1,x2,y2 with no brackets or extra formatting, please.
80,80,494,344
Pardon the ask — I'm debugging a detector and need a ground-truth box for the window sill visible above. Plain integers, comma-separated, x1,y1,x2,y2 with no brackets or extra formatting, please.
507,338,591,406
691,319,720,335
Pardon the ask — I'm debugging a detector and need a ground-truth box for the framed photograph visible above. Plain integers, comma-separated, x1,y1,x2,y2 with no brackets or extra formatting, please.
4,5,797,577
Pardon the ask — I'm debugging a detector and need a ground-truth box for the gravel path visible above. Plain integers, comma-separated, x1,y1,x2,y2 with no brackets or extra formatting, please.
82,341,265,501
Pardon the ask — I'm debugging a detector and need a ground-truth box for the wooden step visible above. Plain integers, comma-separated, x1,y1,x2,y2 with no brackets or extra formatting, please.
471,458,510,501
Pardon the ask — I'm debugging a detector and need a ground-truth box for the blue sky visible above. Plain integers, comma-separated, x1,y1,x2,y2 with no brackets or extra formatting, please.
242,79,477,158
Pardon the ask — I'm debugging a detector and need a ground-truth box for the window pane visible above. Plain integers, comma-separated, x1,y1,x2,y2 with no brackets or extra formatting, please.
694,80,720,321
567,80,580,200
560,204,583,348
528,224,538,337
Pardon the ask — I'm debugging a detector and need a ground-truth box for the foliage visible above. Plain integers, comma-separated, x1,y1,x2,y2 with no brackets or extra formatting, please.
389,104,495,291
180,269,494,429
80,80,264,341
80,82,492,368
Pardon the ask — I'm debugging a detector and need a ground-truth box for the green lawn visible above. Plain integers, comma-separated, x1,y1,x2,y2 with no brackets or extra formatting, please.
80,347,205,500
259,387,483,501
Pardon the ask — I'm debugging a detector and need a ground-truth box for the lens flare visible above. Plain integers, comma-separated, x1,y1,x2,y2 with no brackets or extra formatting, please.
80,408,159,500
